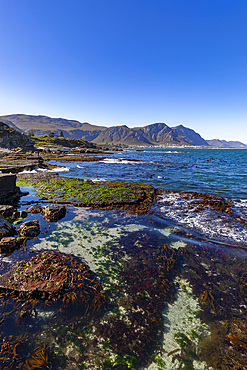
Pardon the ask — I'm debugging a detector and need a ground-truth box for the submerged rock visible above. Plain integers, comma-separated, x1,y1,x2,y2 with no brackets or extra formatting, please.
0,250,105,304
0,251,71,300
19,210,28,218
18,220,40,237
41,204,66,222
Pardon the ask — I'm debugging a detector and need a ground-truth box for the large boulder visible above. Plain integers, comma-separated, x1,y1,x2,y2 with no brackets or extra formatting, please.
41,205,66,222
0,237,25,255
18,220,40,237
0,215,16,238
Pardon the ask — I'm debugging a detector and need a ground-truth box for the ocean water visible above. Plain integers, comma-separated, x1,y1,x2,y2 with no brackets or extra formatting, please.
52,148,247,200
0,148,247,369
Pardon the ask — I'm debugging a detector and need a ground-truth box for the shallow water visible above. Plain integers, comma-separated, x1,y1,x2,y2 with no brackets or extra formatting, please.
0,149,247,369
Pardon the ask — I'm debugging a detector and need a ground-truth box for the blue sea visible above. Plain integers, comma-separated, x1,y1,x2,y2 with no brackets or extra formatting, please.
1,148,247,369
53,148,247,200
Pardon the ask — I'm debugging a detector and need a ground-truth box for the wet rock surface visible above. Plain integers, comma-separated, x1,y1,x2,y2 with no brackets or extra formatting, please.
41,204,66,222
18,220,40,238
0,215,16,238
17,173,156,212
0,205,16,217
27,205,43,214
0,236,25,255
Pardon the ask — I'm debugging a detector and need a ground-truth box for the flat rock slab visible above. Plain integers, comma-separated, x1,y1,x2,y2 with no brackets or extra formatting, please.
17,174,156,211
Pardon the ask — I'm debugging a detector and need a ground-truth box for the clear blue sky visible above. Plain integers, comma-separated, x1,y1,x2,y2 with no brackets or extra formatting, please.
0,0,247,142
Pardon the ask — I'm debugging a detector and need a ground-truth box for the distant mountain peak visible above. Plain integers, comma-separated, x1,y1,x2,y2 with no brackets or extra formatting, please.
172,125,209,146
0,114,245,148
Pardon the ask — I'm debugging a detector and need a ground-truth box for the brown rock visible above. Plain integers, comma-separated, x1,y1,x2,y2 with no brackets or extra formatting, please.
27,205,42,214
18,220,40,237
41,205,66,222
0,250,91,300
0,237,25,255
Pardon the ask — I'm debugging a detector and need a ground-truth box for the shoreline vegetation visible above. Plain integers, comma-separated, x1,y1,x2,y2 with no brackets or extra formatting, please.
0,144,246,369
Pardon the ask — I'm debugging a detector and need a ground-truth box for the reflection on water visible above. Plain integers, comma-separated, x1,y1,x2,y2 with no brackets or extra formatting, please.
0,205,246,369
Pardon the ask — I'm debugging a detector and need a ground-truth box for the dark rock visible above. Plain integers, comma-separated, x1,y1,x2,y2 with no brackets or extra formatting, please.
41,205,66,222
20,191,29,196
12,211,20,219
0,237,25,255
0,205,16,217
19,210,28,218
0,215,16,238
0,174,21,204
18,220,40,237
27,205,42,214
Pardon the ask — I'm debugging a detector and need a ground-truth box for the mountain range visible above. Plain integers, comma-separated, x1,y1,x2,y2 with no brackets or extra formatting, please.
0,114,246,148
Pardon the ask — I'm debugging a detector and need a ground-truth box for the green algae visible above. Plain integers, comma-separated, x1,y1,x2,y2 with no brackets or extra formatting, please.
17,176,155,209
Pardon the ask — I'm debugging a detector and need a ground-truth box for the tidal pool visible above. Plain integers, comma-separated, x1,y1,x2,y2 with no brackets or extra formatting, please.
0,194,246,369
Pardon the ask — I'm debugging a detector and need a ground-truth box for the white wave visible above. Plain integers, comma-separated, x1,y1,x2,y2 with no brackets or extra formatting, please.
19,166,70,174
0,256,12,263
76,165,84,169
100,158,140,164
157,176,165,179
0,148,11,153
159,191,247,245
91,178,107,182
20,169,39,174
53,166,70,172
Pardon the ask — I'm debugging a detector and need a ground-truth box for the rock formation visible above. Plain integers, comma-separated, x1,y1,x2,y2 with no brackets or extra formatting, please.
0,121,34,150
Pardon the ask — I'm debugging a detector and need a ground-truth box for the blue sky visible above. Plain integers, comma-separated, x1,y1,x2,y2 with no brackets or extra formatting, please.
0,0,247,142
